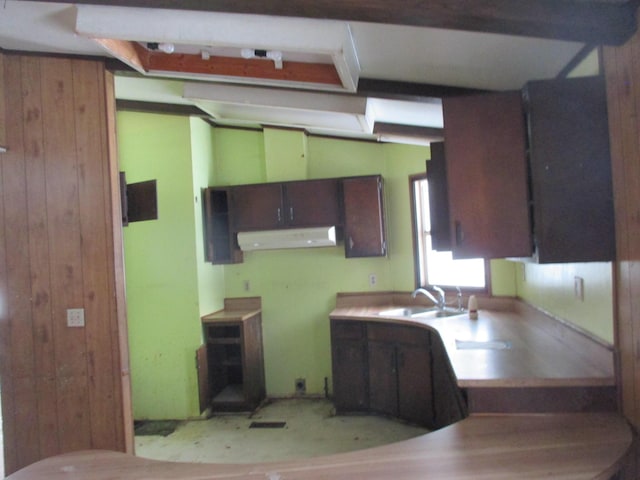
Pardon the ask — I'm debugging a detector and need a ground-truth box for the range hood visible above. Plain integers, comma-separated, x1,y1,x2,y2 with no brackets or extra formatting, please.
237,226,336,251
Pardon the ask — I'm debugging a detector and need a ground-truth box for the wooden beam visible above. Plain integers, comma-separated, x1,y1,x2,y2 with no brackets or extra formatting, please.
92,38,148,72
116,99,207,117
373,122,444,142
144,52,342,87
358,78,488,100
30,0,640,45
555,44,598,79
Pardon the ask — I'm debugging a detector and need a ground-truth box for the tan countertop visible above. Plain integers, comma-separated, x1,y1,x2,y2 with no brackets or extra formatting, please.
6,413,633,480
201,296,262,324
330,294,615,388
201,308,262,324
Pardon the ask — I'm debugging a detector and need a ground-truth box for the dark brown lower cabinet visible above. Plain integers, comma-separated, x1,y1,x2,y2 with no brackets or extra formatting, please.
201,314,265,412
331,319,436,428
331,320,369,412
368,324,433,426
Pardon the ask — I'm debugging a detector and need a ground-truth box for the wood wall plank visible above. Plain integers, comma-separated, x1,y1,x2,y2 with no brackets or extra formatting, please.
0,53,5,148
603,8,640,431
72,59,118,449
40,57,87,379
104,70,134,454
0,52,131,474
20,56,61,458
0,52,19,478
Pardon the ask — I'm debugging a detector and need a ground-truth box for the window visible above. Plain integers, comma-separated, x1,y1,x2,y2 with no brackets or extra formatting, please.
412,176,487,290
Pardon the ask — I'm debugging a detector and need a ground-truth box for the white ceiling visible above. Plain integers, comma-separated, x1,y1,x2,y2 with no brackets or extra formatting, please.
0,1,595,144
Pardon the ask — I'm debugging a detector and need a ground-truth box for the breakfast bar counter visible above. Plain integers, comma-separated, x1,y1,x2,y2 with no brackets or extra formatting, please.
6,413,634,480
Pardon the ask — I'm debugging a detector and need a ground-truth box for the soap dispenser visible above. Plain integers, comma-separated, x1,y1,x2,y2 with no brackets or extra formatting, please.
468,295,478,320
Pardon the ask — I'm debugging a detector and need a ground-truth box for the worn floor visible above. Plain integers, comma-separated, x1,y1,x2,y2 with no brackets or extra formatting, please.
135,398,429,464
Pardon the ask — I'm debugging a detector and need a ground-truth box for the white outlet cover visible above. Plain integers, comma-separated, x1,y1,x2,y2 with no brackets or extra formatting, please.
67,308,85,327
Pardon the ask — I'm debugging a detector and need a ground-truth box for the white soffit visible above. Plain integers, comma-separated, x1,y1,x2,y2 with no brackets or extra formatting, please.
365,98,443,130
75,4,360,92
184,82,370,133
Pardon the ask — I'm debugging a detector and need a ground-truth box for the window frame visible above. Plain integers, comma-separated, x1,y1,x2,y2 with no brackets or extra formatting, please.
409,173,491,294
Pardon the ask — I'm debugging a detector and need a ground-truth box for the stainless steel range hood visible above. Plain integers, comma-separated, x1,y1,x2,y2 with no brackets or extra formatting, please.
237,226,336,251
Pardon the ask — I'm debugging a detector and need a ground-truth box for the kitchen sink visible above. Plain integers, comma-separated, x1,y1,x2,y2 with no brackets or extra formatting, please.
378,306,437,317
378,306,466,318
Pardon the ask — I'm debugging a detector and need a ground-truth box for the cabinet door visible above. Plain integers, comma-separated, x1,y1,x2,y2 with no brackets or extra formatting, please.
427,142,452,251
397,344,433,427
368,341,398,416
526,76,615,263
231,183,284,231
332,340,369,411
203,187,242,264
343,176,386,258
443,92,532,259
284,179,341,227
331,320,368,412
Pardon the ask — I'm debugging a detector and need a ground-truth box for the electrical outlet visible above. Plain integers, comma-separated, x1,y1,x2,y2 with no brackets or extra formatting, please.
243,280,250,292
574,276,584,301
67,308,85,327
369,274,377,287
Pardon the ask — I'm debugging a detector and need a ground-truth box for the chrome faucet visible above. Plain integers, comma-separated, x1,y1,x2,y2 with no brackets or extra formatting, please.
412,286,446,310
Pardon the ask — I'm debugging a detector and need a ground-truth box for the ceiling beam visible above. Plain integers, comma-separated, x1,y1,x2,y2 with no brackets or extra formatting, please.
33,0,639,45
358,78,488,100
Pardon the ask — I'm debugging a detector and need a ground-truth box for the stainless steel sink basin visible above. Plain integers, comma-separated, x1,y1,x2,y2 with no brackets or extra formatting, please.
378,306,466,318
378,306,437,317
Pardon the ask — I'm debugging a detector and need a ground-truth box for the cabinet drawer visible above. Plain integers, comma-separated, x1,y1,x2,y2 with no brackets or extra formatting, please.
367,323,429,347
331,320,366,340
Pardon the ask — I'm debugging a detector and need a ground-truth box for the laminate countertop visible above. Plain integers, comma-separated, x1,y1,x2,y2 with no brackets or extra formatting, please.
330,294,615,388
201,296,262,324
6,413,633,480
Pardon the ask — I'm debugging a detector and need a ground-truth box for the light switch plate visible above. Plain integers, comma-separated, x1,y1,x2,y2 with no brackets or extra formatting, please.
67,308,85,327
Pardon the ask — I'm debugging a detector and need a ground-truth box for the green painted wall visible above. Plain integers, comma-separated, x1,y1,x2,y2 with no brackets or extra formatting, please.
515,261,614,343
264,128,308,181
118,112,224,420
190,117,226,317
118,116,611,417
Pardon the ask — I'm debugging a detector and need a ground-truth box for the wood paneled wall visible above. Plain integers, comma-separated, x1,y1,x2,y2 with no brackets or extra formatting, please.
603,14,640,431
0,53,132,475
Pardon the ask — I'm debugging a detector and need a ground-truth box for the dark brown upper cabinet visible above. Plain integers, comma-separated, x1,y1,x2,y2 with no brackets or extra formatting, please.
283,178,341,228
231,178,341,231
525,75,615,263
231,183,284,231
204,175,385,263
343,175,387,258
203,187,243,264
426,142,452,251
440,76,615,263
443,91,532,259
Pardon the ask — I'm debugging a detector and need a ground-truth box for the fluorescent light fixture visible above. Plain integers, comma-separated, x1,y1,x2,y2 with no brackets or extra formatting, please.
237,227,337,251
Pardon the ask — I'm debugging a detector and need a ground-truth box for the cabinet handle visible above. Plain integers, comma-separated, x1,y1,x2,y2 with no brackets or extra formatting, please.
290,206,294,222
455,221,464,245
277,207,282,223
348,236,354,250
